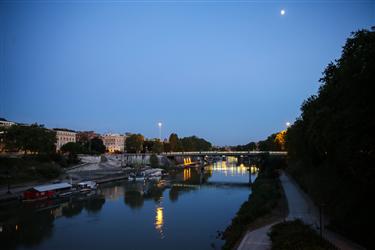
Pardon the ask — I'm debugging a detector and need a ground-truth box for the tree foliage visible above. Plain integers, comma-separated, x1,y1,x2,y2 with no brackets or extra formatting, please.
125,134,144,153
258,133,282,151
285,29,375,248
232,141,257,151
180,136,212,151
60,142,83,155
151,140,164,154
168,133,182,151
149,154,159,168
87,137,106,154
4,124,56,154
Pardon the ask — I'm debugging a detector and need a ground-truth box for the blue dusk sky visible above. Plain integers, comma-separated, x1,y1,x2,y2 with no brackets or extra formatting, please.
0,1,374,145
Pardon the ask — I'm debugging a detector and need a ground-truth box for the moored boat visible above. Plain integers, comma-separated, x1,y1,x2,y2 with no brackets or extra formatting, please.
23,183,72,202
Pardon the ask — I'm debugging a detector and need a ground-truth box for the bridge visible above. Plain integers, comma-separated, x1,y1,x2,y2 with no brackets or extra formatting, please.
123,151,287,157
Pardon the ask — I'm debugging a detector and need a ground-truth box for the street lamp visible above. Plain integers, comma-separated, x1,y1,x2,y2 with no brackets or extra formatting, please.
286,122,291,128
157,122,162,141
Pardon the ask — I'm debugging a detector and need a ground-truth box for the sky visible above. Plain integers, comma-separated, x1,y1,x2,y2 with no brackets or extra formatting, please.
0,1,374,145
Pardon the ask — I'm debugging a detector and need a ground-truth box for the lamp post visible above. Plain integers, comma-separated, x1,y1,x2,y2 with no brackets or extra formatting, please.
157,122,162,141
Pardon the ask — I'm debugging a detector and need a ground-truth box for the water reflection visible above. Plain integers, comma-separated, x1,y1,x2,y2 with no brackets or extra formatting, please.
0,193,106,250
1,162,256,250
183,168,191,181
154,203,164,239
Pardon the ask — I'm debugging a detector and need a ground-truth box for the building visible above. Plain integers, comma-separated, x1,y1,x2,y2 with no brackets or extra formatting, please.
76,131,100,143
101,133,126,153
54,128,77,151
0,118,16,153
0,118,15,128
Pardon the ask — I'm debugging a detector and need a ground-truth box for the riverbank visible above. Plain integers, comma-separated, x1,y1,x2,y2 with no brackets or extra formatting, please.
221,159,286,250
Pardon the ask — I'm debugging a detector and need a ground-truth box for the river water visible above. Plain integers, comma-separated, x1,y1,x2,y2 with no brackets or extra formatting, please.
1,161,256,250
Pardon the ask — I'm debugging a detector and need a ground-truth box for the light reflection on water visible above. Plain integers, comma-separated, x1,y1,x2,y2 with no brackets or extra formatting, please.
1,161,256,250
154,202,164,239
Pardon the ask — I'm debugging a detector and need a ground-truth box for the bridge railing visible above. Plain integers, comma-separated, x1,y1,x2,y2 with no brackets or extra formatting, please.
122,151,287,156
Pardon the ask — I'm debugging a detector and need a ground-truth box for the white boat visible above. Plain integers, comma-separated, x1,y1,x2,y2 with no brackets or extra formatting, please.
144,168,163,177
129,173,145,181
146,176,161,181
78,181,98,190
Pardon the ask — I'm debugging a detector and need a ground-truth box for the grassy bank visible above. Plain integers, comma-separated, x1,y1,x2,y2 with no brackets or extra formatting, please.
0,156,64,185
269,219,336,250
221,157,285,249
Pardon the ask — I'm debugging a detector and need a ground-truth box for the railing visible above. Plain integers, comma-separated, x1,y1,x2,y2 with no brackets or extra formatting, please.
123,151,287,156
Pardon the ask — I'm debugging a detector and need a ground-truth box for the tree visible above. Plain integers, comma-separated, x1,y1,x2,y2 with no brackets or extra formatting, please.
274,130,287,150
149,154,159,168
60,142,83,155
258,133,281,151
4,124,56,154
142,140,154,153
88,137,106,154
285,29,375,248
125,134,144,153
151,140,164,154
180,136,212,151
169,133,179,151
233,141,257,151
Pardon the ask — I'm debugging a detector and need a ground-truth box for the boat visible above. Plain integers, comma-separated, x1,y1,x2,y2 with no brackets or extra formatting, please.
77,181,98,193
129,172,145,181
146,175,161,181
23,183,72,202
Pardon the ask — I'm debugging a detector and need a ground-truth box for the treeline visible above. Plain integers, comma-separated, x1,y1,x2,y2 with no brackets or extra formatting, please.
125,133,212,153
1,124,56,155
0,124,106,156
231,130,286,151
285,29,374,248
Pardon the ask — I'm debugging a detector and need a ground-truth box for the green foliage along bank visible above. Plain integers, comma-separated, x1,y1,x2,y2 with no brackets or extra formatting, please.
221,157,285,249
3,124,56,155
0,157,61,185
269,220,336,250
285,29,375,248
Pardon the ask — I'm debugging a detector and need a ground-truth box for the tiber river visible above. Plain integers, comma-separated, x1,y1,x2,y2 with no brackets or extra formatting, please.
1,160,257,250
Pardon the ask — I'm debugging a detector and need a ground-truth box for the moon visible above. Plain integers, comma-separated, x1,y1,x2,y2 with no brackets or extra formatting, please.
280,9,286,16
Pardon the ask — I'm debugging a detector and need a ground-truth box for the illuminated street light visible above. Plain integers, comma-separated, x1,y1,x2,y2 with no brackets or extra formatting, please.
286,122,291,127
158,122,162,141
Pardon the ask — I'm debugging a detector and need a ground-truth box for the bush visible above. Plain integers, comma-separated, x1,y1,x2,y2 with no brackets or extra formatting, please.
35,163,61,179
0,157,61,184
269,220,336,250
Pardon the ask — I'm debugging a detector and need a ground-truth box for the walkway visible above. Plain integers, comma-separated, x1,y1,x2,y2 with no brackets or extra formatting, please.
237,223,275,250
280,172,365,250
237,172,364,250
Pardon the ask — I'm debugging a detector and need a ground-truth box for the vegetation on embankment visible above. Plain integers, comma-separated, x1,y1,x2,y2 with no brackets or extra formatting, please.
285,29,375,248
269,220,336,250
0,153,81,185
221,156,286,250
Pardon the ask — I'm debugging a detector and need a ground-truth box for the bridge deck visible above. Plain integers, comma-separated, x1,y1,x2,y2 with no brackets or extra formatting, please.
172,181,251,188
123,151,287,157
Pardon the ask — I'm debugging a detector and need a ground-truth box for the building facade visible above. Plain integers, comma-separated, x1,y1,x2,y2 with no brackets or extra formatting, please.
76,131,100,143
54,129,77,151
0,119,15,128
101,133,126,153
